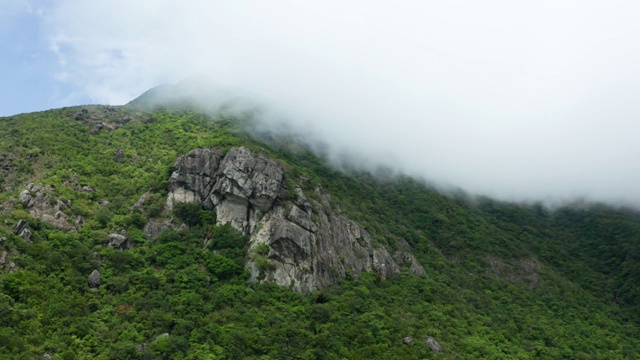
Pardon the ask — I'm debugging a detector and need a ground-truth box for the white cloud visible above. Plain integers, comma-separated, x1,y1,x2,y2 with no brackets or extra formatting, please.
41,0,640,206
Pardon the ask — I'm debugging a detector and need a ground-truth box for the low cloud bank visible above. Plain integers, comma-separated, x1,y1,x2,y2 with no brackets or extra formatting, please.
31,0,640,206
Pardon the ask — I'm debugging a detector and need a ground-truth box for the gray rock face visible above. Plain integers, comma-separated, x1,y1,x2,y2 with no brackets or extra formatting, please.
208,147,284,233
18,184,76,231
13,219,28,235
131,191,151,213
167,148,223,210
403,337,415,345
13,220,33,241
88,270,101,289
426,337,443,353
43,354,53,360
19,228,33,241
19,190,31,206
167,147,424,292
108,234,129,249
486,257,542,289
143,218,187,240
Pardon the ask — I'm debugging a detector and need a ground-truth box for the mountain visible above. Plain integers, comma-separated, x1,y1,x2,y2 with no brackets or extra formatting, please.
0,87,638,359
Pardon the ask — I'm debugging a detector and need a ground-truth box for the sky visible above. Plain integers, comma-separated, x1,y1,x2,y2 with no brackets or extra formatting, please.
2,0,640,206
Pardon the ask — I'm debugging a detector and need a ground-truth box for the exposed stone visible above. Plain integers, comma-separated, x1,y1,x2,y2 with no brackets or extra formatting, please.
98,200,110,207
426,337,443,353
113,149,125,162
108,234,129,249
13,219,28,235
167,147,424,292
394,238,426,275
81,186,94,193
0,251,6,267
88,270,101,289
13,220,33,241
131,191,151,213
96,122,118,131
19,190,31,206
287,205,317,233
143,218,187,240
9,262,17,272
0,236,6,246
43,354,53,360
166,148,223,210
403,337,415,345
208,147,284,233
486,257,543,289
19,228,33,241
156,333,170,340
18,184,76,231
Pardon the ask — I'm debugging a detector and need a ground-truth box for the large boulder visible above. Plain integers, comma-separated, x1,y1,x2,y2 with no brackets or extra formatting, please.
108,234,130,249
13,220,33,241
426,337,443,353
18,190,31,206
87,270,101,289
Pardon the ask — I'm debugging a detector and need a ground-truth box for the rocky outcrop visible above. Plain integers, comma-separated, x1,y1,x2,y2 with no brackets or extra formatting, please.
485,257,542,289
131,191,151,213
167,147,424,292
13,220,33,241
88,270,101,289
108,234,130,250
19,184,77,231
143,218,187,240
426,337,443,353
167,148,223,209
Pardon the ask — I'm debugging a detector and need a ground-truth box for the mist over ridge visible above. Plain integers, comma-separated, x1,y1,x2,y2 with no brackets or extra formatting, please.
26,0,640,206
126,77,638,210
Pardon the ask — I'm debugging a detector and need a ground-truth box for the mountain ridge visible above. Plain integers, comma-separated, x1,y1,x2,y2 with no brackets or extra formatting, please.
0,100,638,358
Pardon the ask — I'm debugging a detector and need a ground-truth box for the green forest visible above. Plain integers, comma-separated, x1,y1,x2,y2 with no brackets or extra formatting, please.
0,104,638,359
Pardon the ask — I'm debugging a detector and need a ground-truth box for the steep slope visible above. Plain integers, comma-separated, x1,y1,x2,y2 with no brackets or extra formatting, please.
0,103,638,359
165,146,423,292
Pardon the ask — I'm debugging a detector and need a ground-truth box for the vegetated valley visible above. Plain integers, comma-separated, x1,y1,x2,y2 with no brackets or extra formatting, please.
0,95,638,359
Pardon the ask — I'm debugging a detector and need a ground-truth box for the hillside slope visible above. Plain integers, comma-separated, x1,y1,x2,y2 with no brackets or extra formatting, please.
0,103,638,359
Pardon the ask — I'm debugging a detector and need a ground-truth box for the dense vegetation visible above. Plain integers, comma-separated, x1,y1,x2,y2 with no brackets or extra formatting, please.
0,104,638,359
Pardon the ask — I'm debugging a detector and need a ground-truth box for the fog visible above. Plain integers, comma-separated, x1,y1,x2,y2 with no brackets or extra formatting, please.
39,0,640,205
